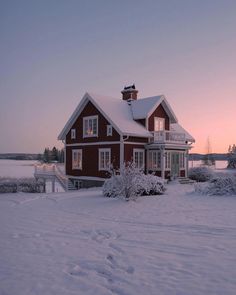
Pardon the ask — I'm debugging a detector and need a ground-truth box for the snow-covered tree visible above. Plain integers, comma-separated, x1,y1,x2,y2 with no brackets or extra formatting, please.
202,137,215,166
227,144,236,169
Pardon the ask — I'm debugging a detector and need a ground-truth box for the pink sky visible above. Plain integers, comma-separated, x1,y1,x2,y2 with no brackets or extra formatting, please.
1,1,235,154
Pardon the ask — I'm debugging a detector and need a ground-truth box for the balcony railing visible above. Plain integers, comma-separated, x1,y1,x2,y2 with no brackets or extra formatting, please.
151,130,186,144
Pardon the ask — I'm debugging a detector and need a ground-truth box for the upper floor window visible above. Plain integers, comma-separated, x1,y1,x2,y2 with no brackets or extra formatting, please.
99,148,111,171
107,125,112,136
71,129,76,139
133,149,145,170
154,117,165,131
72,149,82,170
83,115,98,138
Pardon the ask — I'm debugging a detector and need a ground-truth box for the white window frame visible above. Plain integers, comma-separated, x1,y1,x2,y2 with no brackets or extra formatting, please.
133,149,145,170
165,151,171,170
71,129,76,139
99,148,111,171
154,117,165,131
107,125,113,136
72,149,82,170
83,115,98,138
179,152,185,169
148,150,161,170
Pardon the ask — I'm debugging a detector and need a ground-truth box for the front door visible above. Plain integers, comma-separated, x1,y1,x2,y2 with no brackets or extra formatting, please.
171,153,179,178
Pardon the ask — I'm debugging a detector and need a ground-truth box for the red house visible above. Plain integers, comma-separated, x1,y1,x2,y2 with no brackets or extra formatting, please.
58,85,195,188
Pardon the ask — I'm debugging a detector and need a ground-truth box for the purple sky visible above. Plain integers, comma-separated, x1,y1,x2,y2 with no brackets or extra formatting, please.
1,0,236,153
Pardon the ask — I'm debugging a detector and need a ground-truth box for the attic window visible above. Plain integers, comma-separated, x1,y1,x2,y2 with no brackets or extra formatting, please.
107,125,112,136
83,115,98,138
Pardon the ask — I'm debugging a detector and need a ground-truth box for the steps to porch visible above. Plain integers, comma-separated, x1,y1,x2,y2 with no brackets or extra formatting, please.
34,164,77,191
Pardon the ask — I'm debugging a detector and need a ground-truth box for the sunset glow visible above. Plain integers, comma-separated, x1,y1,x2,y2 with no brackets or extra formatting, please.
1,1,236,154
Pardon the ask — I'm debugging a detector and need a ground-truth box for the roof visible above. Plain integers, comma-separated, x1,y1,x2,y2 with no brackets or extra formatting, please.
131,95,178,123
170,123,195,143
58,92,191,141
58,92,152,140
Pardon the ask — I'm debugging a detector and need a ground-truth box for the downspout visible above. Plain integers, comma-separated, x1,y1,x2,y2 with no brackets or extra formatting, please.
120,135,129,169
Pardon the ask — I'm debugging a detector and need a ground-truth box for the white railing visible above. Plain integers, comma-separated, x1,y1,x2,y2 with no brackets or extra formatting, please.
151,131,186,144
34,164,71,191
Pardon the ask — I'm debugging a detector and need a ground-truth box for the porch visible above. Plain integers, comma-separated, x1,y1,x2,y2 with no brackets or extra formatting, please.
150,130,186,144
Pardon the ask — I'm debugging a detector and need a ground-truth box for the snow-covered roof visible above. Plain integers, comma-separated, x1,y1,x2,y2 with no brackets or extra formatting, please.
131,95,178,123
58,92,152,140
58,92,192,141
170,123,195,143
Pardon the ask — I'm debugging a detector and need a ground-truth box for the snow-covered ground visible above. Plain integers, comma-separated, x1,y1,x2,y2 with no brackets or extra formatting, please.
0,184,236,295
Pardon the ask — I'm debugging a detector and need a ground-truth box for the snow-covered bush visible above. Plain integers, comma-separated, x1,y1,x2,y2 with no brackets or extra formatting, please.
136,174,166,196
188,166,214,182
195,174,236,196
103,162,166,200
0,178,45,193
227,144,236,169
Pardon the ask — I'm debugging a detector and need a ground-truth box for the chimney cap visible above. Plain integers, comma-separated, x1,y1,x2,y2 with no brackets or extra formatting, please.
122,84,136,92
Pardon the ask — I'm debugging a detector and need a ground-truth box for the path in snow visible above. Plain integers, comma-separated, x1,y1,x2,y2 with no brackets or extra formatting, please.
0,184,236,295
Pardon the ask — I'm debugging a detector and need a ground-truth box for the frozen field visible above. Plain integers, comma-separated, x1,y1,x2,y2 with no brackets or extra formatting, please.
0,160,38,178
0,184,236,295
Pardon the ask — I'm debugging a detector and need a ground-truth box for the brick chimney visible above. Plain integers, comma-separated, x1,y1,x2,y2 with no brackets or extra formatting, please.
121,84,138,101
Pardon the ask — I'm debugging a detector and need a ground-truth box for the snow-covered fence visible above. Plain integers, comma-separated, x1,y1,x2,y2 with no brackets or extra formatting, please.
0,178,45,193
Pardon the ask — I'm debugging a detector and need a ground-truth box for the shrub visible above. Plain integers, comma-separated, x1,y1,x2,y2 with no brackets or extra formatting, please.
103,162,166,200
189,166,213,182
195,174,236,196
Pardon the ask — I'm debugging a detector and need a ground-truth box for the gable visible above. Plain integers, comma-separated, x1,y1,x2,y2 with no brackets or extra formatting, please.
131,95,178,124
58,93,151,140
148,104,170,131
65,101,120,144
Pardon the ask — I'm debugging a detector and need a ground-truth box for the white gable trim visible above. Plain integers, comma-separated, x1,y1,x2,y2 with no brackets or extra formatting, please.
58,93,123,140
146,95,178,124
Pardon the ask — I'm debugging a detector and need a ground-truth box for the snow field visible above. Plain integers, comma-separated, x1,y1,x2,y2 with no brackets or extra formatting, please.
0,183,236,295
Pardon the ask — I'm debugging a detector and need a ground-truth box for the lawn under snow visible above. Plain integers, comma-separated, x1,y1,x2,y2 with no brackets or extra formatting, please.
0,183,236,295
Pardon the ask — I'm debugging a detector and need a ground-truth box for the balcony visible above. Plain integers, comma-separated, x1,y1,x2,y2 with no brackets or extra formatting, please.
151,130,186,144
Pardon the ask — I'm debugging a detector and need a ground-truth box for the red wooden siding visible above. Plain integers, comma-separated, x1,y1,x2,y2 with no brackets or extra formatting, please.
66,144,120,178
66,101,120,144
125,136,149,143
148,104,170,131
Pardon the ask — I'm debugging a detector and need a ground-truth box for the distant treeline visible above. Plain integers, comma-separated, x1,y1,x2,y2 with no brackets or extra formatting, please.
0,153,38,160
189,153,228,161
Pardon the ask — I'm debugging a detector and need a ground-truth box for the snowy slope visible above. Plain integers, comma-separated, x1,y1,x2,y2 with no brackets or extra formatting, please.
0,184,236,295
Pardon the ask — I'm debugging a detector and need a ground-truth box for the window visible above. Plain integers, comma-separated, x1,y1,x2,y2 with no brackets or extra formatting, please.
83,116,98,137
165,152,171,169
99,148,111,170
71,129,76,139
72,149,82,170
148,150,161,170
107,125,112,136
133,149,145,169
179,152,185,169
154,117,165,131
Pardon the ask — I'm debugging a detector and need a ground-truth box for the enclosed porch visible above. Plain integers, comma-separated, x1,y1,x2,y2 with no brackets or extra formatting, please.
146,148,189,179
